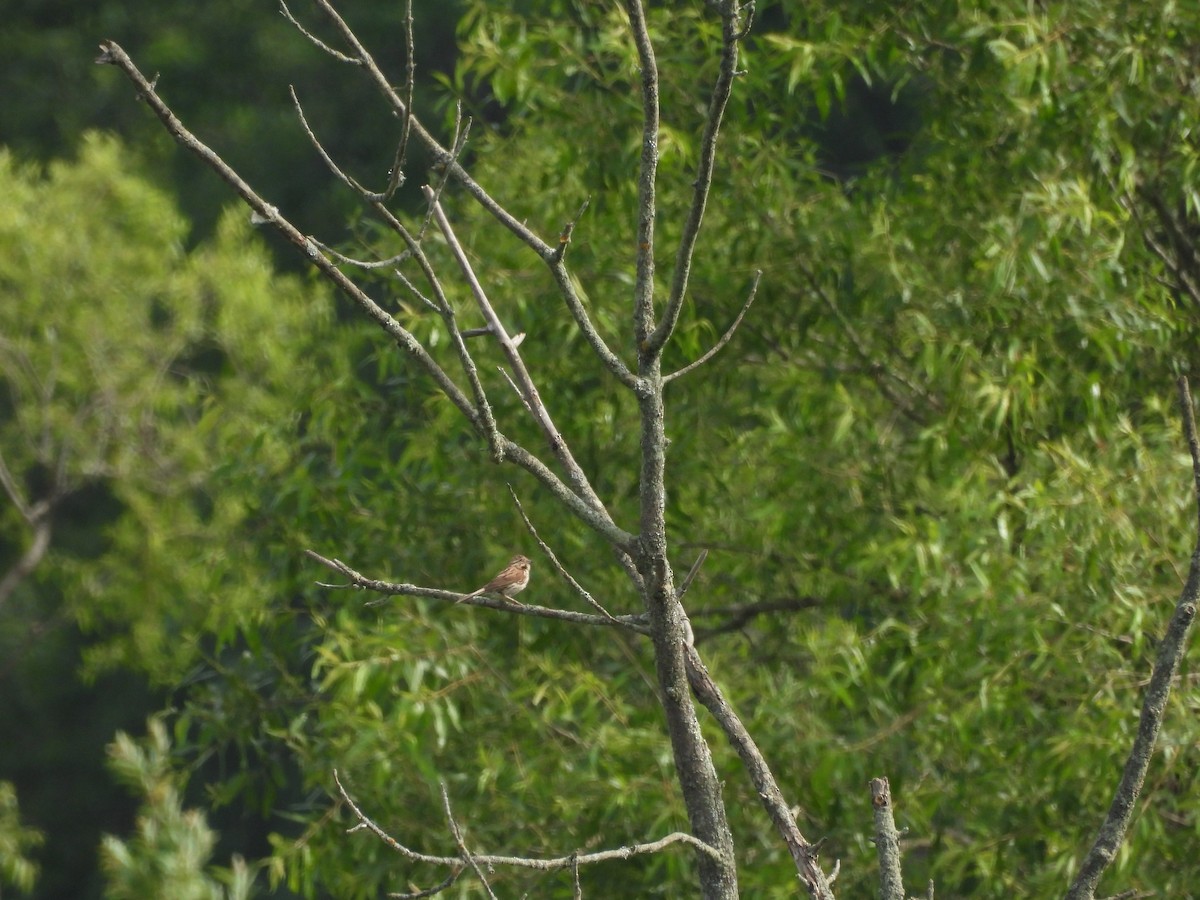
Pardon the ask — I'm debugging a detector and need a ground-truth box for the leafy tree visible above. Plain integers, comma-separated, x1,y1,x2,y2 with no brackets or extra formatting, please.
0,133,333,899
0,781,42,895
102,719,255,900
23,0,1200,897
0,0,463,242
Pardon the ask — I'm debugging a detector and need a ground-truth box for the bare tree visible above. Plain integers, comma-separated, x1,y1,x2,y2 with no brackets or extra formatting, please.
95,2,1200,897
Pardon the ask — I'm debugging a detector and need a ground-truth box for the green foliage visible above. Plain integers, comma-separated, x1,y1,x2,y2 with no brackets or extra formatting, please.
7,0,1200,897
0,781,42,894
0,0,464,241
0,134,331,899
0,132,335,682
102,719,255,900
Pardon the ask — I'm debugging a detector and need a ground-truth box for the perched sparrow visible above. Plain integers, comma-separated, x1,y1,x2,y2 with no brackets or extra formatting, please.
457,555,531,603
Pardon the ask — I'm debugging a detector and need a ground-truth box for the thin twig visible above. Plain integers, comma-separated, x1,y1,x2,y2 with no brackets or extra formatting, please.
289,85,372,194
440,782,498,900
390,268,442,314
374,0,416,201
551,198,591,264
664,272,762,383
507,484,621,623
415,108,471,245
676,549,709,602
278,0,360,64
497,365,533,412
387,869,463,900
1065,376,1200,899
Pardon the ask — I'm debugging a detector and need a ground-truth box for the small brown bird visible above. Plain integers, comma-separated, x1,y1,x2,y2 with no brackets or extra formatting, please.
457,555,531,603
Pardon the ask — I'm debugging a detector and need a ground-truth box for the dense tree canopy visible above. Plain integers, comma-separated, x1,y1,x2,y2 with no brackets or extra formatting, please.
3,0,1200,897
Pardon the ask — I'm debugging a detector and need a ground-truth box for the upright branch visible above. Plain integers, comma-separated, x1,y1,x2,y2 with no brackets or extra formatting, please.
647,0,753,355
1065,375,1200,900
869,777,905,900
622,3,742,898
625,0,660,350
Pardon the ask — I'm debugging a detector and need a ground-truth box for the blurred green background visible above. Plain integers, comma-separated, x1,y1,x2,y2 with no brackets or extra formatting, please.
3,1,1200,897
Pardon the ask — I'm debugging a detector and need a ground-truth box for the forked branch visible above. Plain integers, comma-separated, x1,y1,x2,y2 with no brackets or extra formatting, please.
424,188,605,511
93,41,475,426
95,40,637,553
685,644,835,899
664,271,762,383
289,0,635,386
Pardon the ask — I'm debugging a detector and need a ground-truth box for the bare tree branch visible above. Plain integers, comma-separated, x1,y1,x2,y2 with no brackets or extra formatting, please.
94,41,476,424
290,108,502,459
624,0,661,350
424,189,609,512
869,777,905,900
684,644,835,899
439,782,498,900
1065,375,1200,900
676,549,708,602
334,769,726,872
304,0,547,254
376,0,416,202
278,0,359,64
288,85,373,195
664,271,762,384
647,0,753,355
302,0,636,392
387,869,463,900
